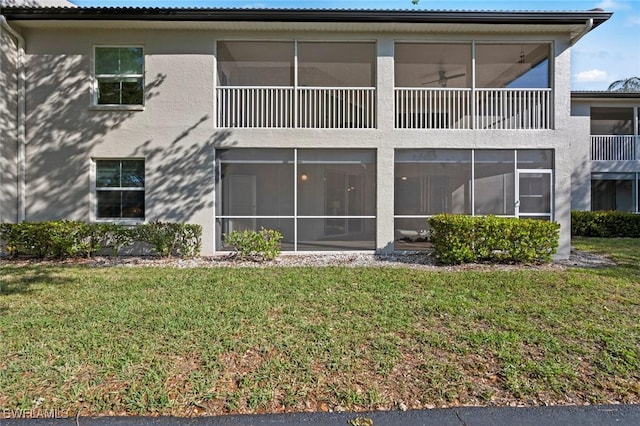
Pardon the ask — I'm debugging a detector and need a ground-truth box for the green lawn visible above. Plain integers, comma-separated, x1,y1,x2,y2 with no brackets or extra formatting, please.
0,239,639,416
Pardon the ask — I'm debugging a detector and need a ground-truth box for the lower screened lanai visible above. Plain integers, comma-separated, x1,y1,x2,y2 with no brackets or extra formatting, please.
215,149,553,251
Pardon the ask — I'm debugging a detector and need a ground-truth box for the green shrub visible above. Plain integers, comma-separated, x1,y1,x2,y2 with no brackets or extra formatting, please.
94,223,136,256
0,220,202,259
428,214,560,265
47,220,96,258
0,220,96,259
572,211,640,238
224,228,283,261
137,221,202,258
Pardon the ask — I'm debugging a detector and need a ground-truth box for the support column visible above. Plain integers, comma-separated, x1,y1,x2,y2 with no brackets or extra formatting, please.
376,37,395,253
376,145,395,253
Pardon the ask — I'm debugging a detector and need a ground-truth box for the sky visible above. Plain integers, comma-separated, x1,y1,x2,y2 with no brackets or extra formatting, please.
70,0,640,91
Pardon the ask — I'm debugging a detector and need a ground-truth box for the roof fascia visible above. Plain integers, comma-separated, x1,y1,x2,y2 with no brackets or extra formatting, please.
0,7,612,30
572,92,640,100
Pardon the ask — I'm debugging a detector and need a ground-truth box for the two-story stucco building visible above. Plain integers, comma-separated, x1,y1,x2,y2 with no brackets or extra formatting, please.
571,91,640,214
0,5,614,257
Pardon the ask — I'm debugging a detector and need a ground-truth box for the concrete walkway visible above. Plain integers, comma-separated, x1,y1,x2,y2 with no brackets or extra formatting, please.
2,405,640,426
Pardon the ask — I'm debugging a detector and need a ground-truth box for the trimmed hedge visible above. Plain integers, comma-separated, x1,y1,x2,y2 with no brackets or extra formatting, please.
0,221,202,259
224,228,283,261
428,214,560,265
572,211,640,238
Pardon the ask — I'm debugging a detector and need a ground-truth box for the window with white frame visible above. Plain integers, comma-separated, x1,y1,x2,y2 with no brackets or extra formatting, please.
95,159,145,220
94,47,144,105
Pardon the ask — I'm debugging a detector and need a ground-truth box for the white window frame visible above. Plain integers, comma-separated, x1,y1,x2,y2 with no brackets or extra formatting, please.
91,158,146,223
91,45,145,111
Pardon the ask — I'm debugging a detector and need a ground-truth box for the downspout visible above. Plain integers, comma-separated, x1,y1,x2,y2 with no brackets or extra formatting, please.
570,18,593,46
0,15,26,222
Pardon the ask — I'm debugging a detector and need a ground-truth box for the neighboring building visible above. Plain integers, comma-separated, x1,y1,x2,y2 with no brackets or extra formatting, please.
571,91,640,214
0,6,614,257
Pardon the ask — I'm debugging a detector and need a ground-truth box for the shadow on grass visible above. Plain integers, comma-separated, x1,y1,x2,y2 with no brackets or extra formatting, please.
571,238,640,280
0,265,71,296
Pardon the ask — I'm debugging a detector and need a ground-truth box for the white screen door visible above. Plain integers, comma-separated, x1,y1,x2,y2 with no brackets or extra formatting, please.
516,170,552,220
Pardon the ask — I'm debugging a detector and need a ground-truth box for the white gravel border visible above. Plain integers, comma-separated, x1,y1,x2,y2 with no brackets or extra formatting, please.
78,249,614,270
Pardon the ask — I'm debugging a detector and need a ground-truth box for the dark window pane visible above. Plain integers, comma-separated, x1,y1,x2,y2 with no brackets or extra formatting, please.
95,47,120,74
96,160,120,187
95,47,143,105
590,107,634,135
591,177,635,212
121,160,145,187
121,191,145,218
97,80,121,104
121,79,144,105
96,191,121,218
97,190,144,219
120,47,143,74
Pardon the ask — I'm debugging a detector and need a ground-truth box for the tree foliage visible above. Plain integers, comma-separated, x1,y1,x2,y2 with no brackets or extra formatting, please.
607,76,640,92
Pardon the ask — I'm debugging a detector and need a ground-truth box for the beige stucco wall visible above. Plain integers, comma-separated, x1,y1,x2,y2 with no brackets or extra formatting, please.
569,102,592,211
13,26,575,257
0,27,18,223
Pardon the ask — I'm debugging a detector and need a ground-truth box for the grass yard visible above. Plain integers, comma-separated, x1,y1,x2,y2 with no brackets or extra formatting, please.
0,238,639,416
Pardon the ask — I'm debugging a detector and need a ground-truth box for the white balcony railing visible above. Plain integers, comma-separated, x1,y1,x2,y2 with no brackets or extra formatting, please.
216,87,375,129
217,87,552,130
591,135,637,161
216,87,294,128
395,88,552,130
475,89,552,130
395,88,471,129
298,87,375,129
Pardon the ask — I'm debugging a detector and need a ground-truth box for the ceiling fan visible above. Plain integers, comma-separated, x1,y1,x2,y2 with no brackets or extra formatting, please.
422,70,466,87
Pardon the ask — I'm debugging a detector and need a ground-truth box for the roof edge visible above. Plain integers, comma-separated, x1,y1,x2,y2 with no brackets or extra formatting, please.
572,91,640,99
0,7,613,29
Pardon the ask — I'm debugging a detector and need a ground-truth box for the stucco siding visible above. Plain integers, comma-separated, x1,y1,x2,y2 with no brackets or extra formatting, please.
17,27,574,256
0,27,18,223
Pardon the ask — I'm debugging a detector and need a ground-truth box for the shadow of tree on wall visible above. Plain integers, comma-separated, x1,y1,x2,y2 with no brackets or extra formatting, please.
24,50,167,220
130,118,234,222
11,35,242,243
0,29,19,222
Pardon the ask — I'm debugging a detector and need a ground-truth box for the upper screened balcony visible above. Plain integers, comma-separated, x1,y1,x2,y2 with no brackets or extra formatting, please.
395,42,552,130
215,39,553,131
216,40,376,129
590,107,640,161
